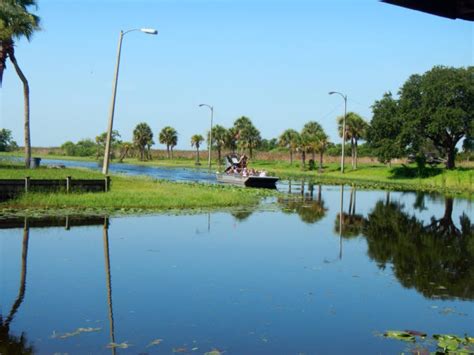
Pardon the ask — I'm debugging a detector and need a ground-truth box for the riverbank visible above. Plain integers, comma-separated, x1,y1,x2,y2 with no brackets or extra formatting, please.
2,152,473,195
0,164,274,214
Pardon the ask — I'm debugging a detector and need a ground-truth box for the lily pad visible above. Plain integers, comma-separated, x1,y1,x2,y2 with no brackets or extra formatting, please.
384,330,416,342
107,342,130,349
147,338,163,347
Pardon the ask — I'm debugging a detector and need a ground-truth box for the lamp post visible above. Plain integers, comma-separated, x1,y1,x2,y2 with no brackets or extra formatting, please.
198,104,214,169
329,91,347,174
102,28,158,175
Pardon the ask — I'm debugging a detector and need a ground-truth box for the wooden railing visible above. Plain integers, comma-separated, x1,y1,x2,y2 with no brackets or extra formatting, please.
0,176,111,199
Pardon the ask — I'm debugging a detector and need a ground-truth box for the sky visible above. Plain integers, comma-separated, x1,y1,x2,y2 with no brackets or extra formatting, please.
0,0,473,150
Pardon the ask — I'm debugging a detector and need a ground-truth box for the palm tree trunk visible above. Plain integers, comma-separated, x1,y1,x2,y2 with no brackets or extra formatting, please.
319,151,323,172
196,147,200,164
8,48,31,168
301,151,306,168
354,139,358,170
290,150,293,165
171,147,174,159
351,138,355,170
166,146,170,159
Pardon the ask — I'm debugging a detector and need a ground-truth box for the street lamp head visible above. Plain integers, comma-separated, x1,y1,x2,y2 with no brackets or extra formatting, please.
199,104,205,107
141,28,158,35
328,91,336,95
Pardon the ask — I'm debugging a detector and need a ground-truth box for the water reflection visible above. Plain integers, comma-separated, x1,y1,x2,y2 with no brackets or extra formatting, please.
0,219,34,354
334,186,365,239
278,183,327,224
363,197,474,300
0,188,473,353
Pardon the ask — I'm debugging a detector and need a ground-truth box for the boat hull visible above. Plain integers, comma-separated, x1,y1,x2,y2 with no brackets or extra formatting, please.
216,174,279,188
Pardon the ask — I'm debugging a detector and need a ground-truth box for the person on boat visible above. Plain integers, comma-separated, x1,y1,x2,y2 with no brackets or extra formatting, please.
242,167,248,177
238,155,248,169
259,170,267,177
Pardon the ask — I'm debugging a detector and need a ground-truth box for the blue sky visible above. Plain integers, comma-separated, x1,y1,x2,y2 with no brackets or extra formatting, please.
1,0,472,149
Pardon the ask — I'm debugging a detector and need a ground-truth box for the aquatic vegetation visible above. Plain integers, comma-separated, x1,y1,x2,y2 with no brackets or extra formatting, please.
52,327,101,339
107,341,131,349
147,338,163,347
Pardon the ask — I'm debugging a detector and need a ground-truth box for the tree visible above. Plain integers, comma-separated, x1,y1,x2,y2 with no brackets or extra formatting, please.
367,92,404,166
133,123,153,161
398,66,474,169
0,128,17,151
118,142,133,163
233,116,261,158
190,134,204,165
279,129,300,164
95,130,121,159
0,0,40,168
337,113,368,169
209,125,227,164
159,126,177,159
224,126,238,153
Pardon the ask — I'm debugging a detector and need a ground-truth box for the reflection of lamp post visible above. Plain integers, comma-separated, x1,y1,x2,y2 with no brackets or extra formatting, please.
329,91,347,174
102,218,116,355
339,184,344,260
102,28,158,175
198,104,214,169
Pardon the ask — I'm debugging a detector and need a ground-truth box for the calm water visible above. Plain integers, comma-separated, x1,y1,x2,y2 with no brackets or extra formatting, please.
1,186,473,354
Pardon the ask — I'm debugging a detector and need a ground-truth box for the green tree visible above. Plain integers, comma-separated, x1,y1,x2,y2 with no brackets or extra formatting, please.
337,112,368,169
209,125,227,164
367,92,404,166
190,134,204,165
0,0,40,168
279,129,300,164
159,126,177,159
133,123,154,161
398,66,474,169
224,126,238,153
0,128,17,151
301,121,329,170
233,116,261,158
95,130,121,159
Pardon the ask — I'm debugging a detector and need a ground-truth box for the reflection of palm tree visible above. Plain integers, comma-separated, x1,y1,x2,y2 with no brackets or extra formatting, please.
0,219,34,354
363,200,474,300
278,183,327,224
334,186,364,238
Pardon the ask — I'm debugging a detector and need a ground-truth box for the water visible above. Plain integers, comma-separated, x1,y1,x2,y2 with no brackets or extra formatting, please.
1,187,473,354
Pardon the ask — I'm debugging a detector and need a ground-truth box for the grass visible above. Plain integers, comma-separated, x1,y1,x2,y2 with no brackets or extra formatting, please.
250,160,473,195
0,163,276,214
2,152,472,194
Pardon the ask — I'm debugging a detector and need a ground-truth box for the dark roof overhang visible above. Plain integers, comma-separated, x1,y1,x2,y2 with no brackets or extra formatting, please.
381,0,474,21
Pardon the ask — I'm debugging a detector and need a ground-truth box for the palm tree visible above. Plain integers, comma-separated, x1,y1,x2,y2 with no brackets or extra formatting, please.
233,116,261,158
314,132,330,171
337,112,368,169
133,123,153,161
159,126,178,159
224,127,238,153
0,0,40,168
301,121,325,161
190,134,204,165
209,125,227,164
278,129,300,164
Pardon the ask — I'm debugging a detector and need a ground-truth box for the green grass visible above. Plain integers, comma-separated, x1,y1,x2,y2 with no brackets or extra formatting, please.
250,160,473,195
2,152,472,194
0,164,275,213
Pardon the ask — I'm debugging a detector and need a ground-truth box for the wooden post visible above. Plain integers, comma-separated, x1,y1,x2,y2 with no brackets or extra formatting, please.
105,176,111,192
25,177,30,193
66,176,72,193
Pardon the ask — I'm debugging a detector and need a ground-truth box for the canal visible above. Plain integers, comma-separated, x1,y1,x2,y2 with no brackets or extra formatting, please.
1,185,472,354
